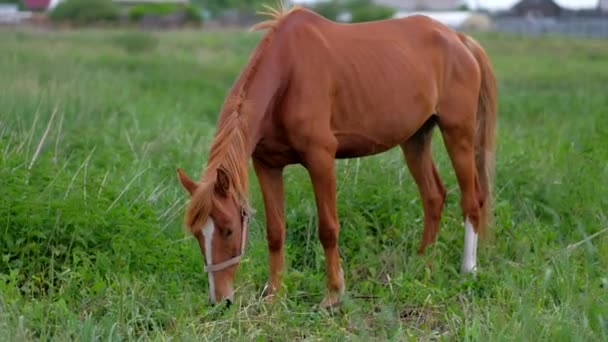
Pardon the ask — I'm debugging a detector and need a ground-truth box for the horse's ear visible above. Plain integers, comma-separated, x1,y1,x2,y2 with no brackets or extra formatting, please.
214,168,230,197
177,168,198,195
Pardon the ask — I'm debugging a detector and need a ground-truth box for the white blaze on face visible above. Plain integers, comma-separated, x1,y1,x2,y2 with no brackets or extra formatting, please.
202,218,216,302
461,217,478,273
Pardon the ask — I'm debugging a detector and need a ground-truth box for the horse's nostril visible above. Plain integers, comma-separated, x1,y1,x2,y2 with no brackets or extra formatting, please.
225,299,232,308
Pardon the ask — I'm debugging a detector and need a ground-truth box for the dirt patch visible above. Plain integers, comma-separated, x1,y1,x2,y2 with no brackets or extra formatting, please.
400,304,450,337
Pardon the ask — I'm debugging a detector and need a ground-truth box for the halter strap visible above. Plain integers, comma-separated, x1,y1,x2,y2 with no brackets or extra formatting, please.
203,211,249,273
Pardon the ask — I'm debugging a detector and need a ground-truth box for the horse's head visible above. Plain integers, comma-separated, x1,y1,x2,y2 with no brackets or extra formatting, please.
177,167,250,306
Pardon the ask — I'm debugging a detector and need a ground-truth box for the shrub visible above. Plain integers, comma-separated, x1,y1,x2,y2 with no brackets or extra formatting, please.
311,1,342,21
350,3,395,22
128,3,201,22
311,0,395,23
183,4,201,21
49,0,119,24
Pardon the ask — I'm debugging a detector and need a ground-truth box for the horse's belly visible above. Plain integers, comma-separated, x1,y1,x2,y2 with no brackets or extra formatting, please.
332,106,431,158
334,130,401,158
331,88,435,159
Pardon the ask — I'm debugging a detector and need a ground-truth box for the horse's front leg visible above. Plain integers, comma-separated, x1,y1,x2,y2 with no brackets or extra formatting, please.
302,147,345,308
252,158,286,298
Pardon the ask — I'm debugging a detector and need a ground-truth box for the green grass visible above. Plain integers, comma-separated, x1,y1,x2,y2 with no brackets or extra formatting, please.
1,27,607,340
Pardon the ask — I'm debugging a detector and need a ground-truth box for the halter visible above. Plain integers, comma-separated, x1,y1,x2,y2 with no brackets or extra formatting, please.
203,210,250,273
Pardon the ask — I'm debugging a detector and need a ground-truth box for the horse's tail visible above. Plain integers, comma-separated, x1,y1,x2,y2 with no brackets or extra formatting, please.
463,35,497,239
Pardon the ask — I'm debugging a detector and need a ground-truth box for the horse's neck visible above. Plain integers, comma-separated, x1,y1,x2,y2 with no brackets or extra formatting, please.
203,44,283,185
238,49,283,155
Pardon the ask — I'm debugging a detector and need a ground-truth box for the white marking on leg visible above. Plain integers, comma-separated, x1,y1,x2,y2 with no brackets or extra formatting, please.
202,218,216,302
461,217,478,273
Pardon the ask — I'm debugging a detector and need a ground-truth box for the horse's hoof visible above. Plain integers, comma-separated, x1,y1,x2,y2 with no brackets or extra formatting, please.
319,291,342,309
261,294,276,305
461,263,478,274
261,283,272,298
260,283,280,303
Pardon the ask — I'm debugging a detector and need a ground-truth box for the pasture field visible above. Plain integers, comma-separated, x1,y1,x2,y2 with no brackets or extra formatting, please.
0,27,607,341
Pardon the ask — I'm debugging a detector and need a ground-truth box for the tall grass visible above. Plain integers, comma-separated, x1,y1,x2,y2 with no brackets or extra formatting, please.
0,28,606,340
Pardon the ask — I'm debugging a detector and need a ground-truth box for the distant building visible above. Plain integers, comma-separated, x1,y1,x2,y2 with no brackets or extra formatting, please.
0,3,29,24
379,0,474,28
23,0,51,11
511,0,562,18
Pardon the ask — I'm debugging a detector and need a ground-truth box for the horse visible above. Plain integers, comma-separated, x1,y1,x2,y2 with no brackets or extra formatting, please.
177,5,497,308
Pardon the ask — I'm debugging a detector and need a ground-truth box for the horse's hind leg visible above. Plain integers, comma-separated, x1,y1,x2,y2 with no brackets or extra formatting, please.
437,100,482,273
400,118,447,255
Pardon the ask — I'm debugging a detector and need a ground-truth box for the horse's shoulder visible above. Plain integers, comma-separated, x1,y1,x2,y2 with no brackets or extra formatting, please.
274,11,330,51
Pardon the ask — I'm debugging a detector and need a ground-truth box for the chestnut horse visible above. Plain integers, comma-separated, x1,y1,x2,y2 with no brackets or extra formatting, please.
177,5,497,307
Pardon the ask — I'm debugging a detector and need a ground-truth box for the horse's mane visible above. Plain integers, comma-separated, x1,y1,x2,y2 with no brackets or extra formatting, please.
185,3,302,231
185,103,250,230
250,3,304,32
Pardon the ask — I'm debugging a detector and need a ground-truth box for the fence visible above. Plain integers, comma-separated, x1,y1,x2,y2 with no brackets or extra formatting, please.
493,17,608,39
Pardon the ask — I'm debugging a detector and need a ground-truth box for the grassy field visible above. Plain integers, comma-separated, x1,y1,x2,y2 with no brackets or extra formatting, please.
0,26,607,341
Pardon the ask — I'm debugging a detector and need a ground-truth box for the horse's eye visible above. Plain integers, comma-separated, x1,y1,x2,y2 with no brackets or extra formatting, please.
225,229,233,237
